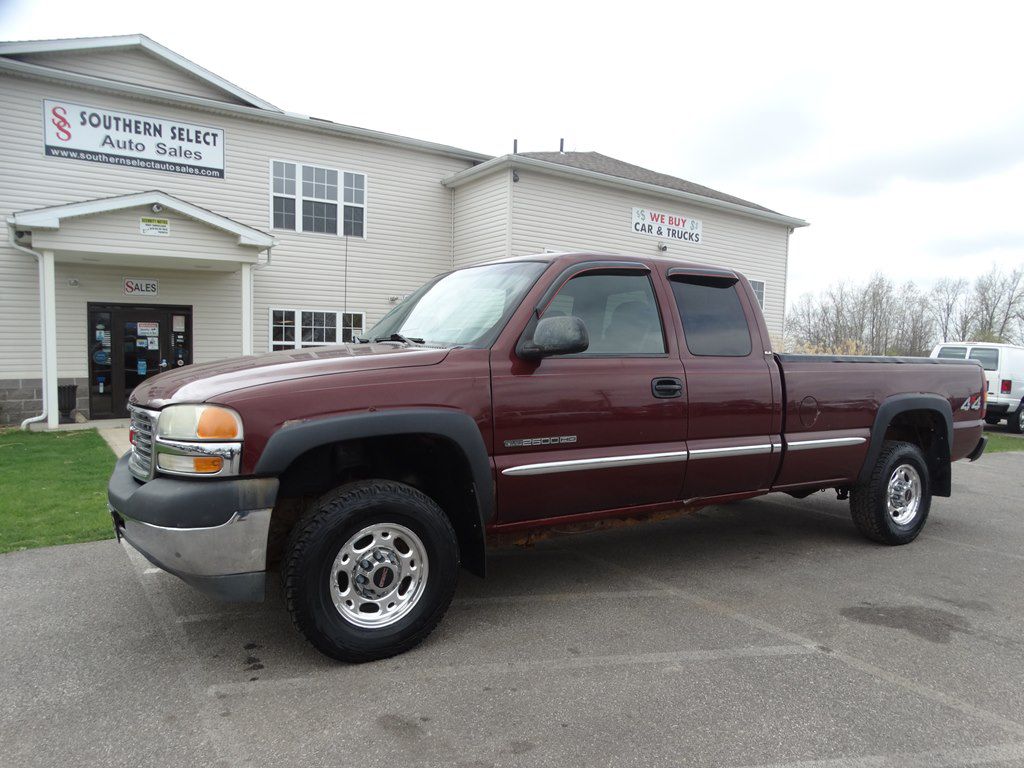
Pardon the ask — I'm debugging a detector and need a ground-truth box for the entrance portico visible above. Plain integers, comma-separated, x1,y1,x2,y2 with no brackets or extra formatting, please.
8,190,274,428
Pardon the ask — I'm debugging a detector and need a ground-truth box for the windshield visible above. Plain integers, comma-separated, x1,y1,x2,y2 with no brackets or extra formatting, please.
365,261,546,347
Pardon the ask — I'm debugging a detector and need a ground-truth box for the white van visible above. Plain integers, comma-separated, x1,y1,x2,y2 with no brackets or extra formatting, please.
930,342,1024,432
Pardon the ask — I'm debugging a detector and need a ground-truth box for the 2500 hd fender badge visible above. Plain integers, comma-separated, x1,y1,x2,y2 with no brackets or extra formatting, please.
504,435,578,448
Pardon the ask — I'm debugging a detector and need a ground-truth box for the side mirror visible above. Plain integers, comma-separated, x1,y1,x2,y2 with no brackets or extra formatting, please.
518,315,589,360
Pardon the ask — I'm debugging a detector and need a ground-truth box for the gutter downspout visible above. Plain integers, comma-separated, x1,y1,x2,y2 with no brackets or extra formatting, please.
7,223,48,429
250,246,272,354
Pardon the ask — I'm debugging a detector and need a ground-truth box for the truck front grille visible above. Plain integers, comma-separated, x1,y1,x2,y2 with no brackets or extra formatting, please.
128,407,158,481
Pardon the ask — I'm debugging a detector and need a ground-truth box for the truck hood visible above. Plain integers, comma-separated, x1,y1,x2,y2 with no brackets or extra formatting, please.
130,343,451,408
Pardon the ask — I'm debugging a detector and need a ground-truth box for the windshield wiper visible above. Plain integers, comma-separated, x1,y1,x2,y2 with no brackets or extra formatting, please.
373,333,424,345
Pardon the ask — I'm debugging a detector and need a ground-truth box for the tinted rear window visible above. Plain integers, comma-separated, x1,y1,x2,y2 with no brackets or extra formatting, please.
671,277,752,356
936,346,967,359
969,347,999,371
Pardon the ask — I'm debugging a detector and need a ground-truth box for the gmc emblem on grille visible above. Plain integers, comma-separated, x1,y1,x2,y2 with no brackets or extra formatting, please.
504,435,578,448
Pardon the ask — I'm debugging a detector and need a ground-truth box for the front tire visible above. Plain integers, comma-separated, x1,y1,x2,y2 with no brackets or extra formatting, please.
850,441,932,545
283,480,459,663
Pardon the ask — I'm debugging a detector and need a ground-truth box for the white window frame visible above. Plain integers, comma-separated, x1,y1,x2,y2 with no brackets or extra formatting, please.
268,307,366,351
268,159,367,238
749,280,766,309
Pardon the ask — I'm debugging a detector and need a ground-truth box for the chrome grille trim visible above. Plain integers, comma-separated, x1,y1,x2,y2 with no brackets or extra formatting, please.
128,406,160,482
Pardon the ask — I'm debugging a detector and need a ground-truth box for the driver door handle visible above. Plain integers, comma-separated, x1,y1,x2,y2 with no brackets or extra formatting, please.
652,377,684,399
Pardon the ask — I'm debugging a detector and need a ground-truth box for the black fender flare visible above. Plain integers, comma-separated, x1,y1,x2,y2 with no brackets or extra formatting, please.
858,393,954,495
255,408,493,576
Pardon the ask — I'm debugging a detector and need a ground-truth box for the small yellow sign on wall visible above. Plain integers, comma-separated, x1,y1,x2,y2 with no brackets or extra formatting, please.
140,217,170,236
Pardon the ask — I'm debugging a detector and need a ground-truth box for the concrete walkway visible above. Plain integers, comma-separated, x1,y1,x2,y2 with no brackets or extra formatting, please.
97,423,131,457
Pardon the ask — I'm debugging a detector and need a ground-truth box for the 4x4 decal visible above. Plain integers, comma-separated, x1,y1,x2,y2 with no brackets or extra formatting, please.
960,394,983,411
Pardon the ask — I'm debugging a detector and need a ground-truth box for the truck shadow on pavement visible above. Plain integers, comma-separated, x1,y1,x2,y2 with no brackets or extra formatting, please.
128,492,878,683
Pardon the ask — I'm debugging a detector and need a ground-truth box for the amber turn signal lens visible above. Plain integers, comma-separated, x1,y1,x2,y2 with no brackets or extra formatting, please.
196,408,240,439
192,457,224,473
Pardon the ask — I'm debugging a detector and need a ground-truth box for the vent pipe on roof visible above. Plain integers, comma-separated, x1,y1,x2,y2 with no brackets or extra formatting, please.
559,138,565,153
513,139,518,154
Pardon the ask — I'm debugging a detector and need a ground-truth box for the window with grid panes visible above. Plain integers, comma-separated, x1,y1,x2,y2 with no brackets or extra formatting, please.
270,309,365,350
271,161,365,236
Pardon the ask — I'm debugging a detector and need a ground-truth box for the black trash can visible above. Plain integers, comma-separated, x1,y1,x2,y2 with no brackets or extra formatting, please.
57,384,78,424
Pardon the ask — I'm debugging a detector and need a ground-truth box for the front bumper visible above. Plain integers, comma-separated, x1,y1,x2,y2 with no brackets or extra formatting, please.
108,453,278,602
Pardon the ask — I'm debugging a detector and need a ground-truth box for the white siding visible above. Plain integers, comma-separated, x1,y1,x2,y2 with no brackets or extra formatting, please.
507,170,790,338
54,263,242,376
452,169,510,267
0,72,471,377
10,49,250,105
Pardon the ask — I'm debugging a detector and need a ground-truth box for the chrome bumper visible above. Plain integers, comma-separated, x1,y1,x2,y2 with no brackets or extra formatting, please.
108,452,278,602
115,508,272,602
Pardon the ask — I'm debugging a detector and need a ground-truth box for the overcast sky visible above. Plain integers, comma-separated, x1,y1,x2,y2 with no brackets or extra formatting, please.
3,0,1022,304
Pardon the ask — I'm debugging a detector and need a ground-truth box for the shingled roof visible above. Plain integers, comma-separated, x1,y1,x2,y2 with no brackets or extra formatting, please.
518,151,777,215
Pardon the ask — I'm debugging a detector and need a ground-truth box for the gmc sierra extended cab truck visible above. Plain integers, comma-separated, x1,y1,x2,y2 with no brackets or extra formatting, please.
108,252,989,662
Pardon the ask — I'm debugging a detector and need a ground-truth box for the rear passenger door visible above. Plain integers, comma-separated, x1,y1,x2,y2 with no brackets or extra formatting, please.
491,264,688,525
666,269,780,501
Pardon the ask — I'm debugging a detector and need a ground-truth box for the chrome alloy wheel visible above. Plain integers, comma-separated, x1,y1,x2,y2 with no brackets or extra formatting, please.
887,464,922,526
329,523,428,628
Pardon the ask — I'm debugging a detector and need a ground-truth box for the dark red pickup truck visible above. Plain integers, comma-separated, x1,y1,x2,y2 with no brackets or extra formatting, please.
108,252,988,661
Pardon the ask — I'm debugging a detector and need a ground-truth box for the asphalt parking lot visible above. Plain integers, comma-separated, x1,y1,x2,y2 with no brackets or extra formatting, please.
2,451,1024,768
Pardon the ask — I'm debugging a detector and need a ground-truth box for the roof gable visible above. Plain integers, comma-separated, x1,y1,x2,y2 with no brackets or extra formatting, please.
443,153,808,228
9,190,275,248
0,34,279,111
521,152,776,214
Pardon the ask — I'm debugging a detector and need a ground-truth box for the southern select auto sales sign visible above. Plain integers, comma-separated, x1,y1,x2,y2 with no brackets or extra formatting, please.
632,206,702,244
43,99,225,178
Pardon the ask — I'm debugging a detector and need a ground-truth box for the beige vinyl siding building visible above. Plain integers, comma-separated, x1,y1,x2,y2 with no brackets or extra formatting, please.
445,161,792,335
0,34,805,427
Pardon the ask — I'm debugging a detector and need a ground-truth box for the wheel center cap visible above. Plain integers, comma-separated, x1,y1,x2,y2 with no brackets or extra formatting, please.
373,566,395,589
352,547,400,599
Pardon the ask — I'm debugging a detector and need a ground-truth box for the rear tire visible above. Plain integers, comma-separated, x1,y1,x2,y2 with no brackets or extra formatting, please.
283,480,459,663
850,441,931,545
985,415,1002,426
1009,407,1024,434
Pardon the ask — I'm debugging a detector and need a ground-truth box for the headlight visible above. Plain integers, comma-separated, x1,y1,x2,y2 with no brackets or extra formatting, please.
153,404,243,477
157,404,243,441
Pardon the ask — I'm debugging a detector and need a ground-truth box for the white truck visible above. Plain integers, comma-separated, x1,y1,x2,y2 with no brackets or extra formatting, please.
931,342,1024,433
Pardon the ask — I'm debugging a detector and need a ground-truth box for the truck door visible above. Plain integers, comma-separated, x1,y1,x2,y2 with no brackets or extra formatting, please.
666,268,780,501
490,263,688,525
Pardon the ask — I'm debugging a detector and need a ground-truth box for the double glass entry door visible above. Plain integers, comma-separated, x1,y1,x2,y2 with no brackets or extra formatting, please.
87,304,192,418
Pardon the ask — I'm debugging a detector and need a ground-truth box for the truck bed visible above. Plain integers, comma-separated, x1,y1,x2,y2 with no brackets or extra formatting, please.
772,353,986,493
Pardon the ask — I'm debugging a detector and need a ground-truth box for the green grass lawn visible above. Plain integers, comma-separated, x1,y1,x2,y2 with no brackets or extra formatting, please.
0,429,116,554
984,430,1024,454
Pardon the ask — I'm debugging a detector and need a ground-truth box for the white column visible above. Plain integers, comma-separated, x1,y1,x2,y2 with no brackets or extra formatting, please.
241,262,253,356
42,250,59,430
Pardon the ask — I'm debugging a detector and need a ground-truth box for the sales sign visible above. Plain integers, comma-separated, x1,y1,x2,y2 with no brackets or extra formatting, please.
631,207,702,244
123,277,159,297
44,99,225,178
140,217,169,236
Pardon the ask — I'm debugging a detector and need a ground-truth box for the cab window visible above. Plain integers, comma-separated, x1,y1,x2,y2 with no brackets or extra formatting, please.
671,276,752,357
541,272,666,355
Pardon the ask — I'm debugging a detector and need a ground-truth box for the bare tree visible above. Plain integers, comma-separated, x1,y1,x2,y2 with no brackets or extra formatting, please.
929,278,969,343
783,267,1024,355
